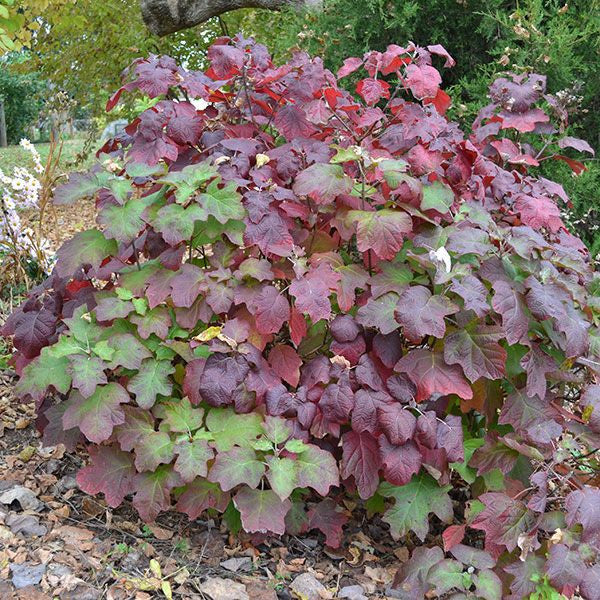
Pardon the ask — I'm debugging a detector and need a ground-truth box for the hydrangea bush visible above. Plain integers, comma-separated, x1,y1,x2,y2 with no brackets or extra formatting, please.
3,36,600,598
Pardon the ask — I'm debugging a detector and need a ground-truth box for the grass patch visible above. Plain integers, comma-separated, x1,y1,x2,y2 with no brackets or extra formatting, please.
0,137,95,175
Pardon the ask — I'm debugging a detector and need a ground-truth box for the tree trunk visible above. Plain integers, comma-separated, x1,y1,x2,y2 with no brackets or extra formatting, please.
141,0,320,36
0,100,7,148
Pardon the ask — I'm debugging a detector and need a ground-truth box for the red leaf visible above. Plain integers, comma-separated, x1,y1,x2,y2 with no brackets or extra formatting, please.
337,57,363,78
341,430,382,499
268,344,302,387
442,524,466,552
356,78,391,105
404,63,441,99
289,307,307,347
307,499,348,548
395,349,473,403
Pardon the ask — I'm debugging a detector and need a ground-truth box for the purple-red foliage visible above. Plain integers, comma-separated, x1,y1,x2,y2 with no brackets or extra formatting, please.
3,35,599,598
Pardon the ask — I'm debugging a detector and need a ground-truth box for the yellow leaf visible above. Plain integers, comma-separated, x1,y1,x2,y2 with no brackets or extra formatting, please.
161,580,173,600
196,326,222,342
149,558,162,579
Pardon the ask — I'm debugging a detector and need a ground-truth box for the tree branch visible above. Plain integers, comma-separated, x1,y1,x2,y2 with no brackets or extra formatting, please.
141,0,320,36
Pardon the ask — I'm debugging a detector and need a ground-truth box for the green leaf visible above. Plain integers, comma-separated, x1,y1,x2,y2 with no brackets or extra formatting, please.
127,359,174,409
379,159,409,187
262,415,292,445
295,444,339,496
106,333,152,370
421,180,454,214
474,569,502,600
205,408,263,451
98,198,145,243
134,431,175,471
160,161,217,203
450,437,485,484
47,334,87,359
55,229,118,277
379,473,453,541
64,305,102,345
208,446,265,491
153,203,206,245
427,559,466,595
197,179,245,224
15,347,71,402
266,456,297,500
174,439,214,482
155,397,204,433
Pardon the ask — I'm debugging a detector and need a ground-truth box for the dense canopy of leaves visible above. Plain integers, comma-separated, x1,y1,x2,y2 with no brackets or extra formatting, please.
3,35,600,598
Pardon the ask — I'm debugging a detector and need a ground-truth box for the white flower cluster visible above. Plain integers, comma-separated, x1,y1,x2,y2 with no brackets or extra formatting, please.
0,139,53,269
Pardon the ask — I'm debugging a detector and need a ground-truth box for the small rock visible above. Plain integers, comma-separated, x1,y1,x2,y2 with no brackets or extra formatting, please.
339,585,368,600
220,556,252,573
6,514,47,537
57,476,78,493
0,485,41,511
44,459,61,474
47,563,73,579
290,573,331,600
10,562,47,589
200,576,250,600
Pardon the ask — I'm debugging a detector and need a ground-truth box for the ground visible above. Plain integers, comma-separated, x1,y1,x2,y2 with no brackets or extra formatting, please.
0,141,405,599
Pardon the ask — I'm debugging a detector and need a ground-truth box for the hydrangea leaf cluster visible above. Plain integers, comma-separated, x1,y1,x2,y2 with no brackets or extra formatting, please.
3,36,599,598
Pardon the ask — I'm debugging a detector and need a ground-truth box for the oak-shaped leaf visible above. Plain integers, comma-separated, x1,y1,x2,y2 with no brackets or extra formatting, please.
545,543,586,592
356,78,390,105
504,555,546,600
289,277,331,323
176,478,229,520
250,285,290,335
115,405,155,451
134,430,175,471
53,172,103,205
295,444,340,496
379,437,422,486
130,307,171,340
341,430,382,499
55,230,118,277
349,209,412,261
266,456,297,500
233,488,291,536
174,439,214,482
379,473,452,541
159,161,217,203
293,163,352,204
356,292,401,335
565,487,600,537
68,355,108,398
498,389,561,446
520,344,556,398
395,349,473,403
404,64,442,99
15,348,71,402
197,179,245,224
395,286,457,342
106,333,152,370
62,383,129,443
127,359,175,409
154,397,204,433
377,403,417,445
307,499,348,548
97,199,146,243
470,492,536,557
153,203,205,246
133,465,182,522
443,326,506,383
205,408,263,451
208,446,265,491
76,445,136,508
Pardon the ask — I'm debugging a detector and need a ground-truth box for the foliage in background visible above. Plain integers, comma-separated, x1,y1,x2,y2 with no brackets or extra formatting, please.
0,54,46,144
3,36,600,598
19,0,247,118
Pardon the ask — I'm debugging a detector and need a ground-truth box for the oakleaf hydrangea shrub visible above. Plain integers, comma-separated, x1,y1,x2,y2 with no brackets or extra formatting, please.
3,36,600,598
